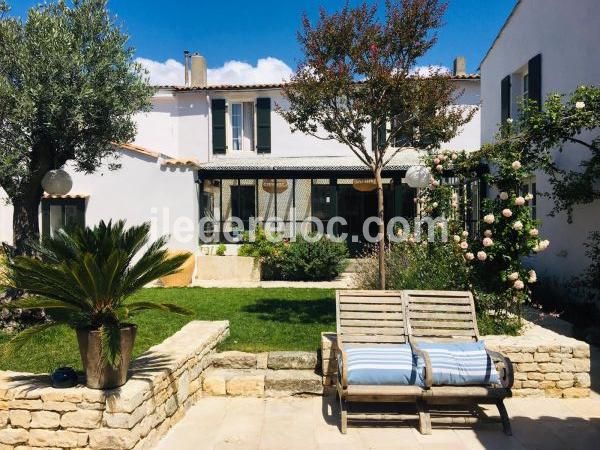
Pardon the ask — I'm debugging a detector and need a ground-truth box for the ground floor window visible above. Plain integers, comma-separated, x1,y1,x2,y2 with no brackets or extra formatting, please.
41,197,86,238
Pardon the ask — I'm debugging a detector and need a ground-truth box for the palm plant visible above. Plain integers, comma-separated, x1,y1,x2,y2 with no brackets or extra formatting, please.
3,220,191,368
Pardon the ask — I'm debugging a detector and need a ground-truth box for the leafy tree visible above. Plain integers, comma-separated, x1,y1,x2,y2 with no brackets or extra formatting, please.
0,0,154,254
280,0,475,288
517,86,600,222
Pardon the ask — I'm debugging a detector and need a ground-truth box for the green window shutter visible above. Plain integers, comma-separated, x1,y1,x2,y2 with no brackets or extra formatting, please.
256,97,271,153
501,75,511,122
528,54,542,110
212,99,226,154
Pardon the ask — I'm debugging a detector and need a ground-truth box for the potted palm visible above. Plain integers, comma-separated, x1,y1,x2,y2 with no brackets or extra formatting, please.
3,220,191,389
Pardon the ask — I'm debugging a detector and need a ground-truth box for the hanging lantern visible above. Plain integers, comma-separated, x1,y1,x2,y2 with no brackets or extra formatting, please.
41,169,73,196
262,179,288,194
404,165,431,188
352,179,377,192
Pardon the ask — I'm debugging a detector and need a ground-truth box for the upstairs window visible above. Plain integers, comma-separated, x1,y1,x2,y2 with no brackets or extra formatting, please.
230,102,254,151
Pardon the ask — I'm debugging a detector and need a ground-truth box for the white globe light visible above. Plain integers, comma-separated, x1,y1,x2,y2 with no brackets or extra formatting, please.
404,165,431,188
41,169,73,196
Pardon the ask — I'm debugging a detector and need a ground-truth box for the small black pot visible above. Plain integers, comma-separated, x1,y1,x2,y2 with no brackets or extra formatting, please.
50,367,78,389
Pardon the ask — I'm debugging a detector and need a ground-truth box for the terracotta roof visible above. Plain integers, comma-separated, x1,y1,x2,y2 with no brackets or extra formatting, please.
155,74,480,91
116,143,161,159
43,193,89,199
162,158,201,168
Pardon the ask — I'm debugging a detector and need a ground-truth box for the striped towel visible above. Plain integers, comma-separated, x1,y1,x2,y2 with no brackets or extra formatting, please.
345,345,421,385
417,341,500,386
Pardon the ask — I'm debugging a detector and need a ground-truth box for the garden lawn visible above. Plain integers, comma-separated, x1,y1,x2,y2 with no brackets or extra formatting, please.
0,288,335,374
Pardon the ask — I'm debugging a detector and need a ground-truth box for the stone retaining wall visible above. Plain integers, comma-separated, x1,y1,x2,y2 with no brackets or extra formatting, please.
321,320,591,398
0,320,229,450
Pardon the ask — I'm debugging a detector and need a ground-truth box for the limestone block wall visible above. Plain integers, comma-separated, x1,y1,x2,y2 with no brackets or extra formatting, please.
0,320,229,450
321,321,591,398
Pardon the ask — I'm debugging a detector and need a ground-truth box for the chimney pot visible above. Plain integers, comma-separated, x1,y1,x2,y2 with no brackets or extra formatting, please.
190,54,207,88
453,56,466,77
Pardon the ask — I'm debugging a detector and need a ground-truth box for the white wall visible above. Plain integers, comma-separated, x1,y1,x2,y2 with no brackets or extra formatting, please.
480,0,600,279
66,151,200,252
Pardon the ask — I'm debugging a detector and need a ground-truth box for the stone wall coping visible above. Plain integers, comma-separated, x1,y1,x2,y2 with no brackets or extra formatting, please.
0,320,229,404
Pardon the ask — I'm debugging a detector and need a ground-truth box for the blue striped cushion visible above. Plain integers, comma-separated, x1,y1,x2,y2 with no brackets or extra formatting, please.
417,341,500,386
345,345,421,385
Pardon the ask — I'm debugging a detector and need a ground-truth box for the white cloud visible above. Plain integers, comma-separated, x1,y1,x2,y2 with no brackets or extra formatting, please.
135,56,293,86
410,65,451,76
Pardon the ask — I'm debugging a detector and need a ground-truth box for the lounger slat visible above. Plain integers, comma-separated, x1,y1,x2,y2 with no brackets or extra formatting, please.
409,312,472,320
342,327,405,335
340,296,402,304
340,303,404,312
408,304,472,312
410,328,475,337
341,311,404,320
410,320,474,329
409,296,472,305
341,319,404,327
342,334,406,343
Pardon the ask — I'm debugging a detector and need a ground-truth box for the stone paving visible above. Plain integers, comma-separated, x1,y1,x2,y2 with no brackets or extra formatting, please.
154,393,600,450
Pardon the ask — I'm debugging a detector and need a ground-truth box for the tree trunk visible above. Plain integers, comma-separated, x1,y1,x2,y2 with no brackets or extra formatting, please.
374,167,386,289
12,192,43,256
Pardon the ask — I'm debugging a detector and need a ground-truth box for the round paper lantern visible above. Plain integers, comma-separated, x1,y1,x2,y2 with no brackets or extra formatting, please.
404,165,431,188
262,179,288,194
41,169,72,196
352,179,377,192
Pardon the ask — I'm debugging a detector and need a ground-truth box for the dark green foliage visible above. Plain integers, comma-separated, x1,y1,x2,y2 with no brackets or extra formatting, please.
215,243,227,256
2,220,191,367
273,235,349,281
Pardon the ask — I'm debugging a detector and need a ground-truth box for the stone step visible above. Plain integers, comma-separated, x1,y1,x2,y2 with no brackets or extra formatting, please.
202,368,323,397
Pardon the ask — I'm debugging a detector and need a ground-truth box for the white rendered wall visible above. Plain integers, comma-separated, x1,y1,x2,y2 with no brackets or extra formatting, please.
480,0,600,279
66,151,199,252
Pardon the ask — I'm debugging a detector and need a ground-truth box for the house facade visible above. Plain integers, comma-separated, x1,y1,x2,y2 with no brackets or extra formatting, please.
0,56,481,254
480,0,600,279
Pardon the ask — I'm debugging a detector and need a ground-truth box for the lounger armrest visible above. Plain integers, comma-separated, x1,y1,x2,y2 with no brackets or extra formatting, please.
336,343,349,389
486,349,514,389
410,343,432,388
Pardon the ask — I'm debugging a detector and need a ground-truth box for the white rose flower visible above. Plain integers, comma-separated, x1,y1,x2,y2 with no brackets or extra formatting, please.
432,202,439,208
499,192,509,200
575,101,585,109
482,237,494,247
436,164,443,172
513,220,524,231
539,239,550,250
462,230,469,238
502,208,513,218
512,161,522,170
528,270,537,283
483,214,495,224
477,251,487,261
432,179,440,187
465,252,475,261
484,230,492,237
460,241,469,250
524,193,534,201
529,228,539,237
451,152,458,160
515,196,525,206
453,235,461,243
433,158,441,165
513,280,525,290
506,118,513,124
507,272,519,281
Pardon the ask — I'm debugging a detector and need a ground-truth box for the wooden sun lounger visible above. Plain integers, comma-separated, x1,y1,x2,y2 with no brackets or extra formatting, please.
403,290,514,435
335,290,431,433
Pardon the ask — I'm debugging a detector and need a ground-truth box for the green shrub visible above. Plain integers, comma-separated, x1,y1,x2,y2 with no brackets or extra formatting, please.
356,240,469,291
274,235,349,281
215,243,227,256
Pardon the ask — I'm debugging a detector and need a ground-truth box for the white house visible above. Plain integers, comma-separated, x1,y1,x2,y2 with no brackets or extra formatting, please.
479,0,600,280
0,54,481,254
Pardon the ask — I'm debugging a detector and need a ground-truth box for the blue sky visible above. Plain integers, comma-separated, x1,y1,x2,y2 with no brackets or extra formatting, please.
9,0,516,85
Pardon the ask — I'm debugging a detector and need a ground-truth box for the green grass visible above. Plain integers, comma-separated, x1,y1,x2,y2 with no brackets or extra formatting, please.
0,288,336,374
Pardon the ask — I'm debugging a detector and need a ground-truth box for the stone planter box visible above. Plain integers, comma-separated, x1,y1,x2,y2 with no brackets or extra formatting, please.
195,255,260,282
321,319,591,398
0,320,229,450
